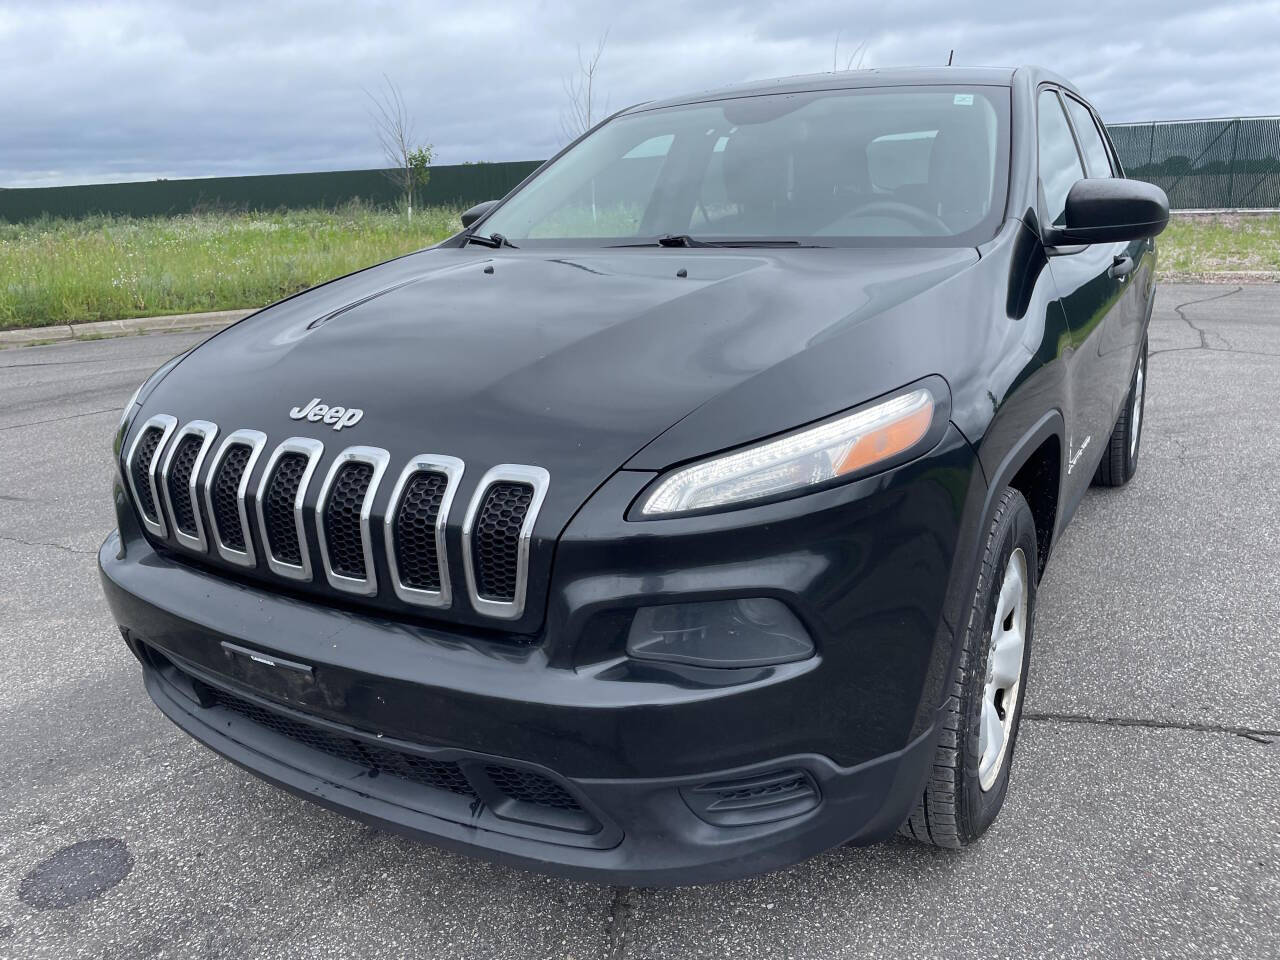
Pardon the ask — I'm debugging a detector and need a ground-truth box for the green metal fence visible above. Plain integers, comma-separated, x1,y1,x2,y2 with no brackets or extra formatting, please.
2,117,1277,221
1107,116,1280,209
0,161,543,223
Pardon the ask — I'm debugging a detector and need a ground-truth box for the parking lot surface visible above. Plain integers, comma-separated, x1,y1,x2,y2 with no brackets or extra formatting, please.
1,284,1277,959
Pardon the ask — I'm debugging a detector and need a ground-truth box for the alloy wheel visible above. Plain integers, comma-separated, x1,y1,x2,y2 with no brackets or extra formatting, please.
1129,352,1145,459
978,546,1028,791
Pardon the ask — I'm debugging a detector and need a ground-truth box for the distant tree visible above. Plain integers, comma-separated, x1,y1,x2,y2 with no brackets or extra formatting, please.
367,76,434,218
560,31,609,143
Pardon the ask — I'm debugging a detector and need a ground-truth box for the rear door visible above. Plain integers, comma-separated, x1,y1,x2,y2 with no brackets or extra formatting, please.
1037,86,1128,507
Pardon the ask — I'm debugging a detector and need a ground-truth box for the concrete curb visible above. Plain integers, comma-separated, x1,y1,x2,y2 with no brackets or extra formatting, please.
0,308,256,349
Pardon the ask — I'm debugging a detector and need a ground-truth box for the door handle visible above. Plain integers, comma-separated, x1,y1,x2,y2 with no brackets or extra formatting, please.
1109,255,1135,279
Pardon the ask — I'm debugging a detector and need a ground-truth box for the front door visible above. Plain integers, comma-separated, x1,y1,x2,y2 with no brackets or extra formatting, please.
1036,87,1130,511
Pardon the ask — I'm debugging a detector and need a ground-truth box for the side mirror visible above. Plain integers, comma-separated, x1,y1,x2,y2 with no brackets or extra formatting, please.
1048,178,1170,246
460,200,498,229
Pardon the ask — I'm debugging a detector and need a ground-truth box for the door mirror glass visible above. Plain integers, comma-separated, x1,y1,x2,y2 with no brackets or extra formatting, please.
1050,178,1170,245
460,200,498,228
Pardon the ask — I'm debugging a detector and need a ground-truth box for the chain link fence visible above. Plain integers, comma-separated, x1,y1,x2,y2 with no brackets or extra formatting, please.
1107,116,1280,210
3,119,1277,221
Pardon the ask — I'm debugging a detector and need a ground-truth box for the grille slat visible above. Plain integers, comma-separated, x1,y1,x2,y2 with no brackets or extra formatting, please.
130,427,164,522
165,435,203,536
263,453,308,566
323,462,374,579
473,482,533,602
211,444,252,551
393,471,448,591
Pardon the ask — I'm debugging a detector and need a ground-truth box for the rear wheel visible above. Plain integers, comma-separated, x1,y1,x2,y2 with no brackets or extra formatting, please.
900,487,1037,848
1093,337,1147,487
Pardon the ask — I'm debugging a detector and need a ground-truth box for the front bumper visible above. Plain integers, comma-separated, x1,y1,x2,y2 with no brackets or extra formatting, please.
100,425,985,885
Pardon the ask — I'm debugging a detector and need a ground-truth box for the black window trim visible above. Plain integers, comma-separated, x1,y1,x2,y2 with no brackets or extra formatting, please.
1061,90,1117,178
1034,84,1088,238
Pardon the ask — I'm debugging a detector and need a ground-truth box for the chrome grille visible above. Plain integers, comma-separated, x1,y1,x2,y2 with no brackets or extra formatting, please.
159,420,218,552
384,455,464,608
394,473,447,590
462,465,550,620
204,429,267,567
124,414,177,538
132,431,164,520
124,417,549,620
315,446,389,596
264,456,308,562
166,437,202,533
255,438,324,580
473,483,533,601
212,446,252,549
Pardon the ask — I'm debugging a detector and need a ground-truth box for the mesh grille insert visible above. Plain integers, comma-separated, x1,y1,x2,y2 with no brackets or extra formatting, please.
264,453,308,565
130,427,164,521
166,434,203,536
323,462,374,579
484,765,582,811
393,471,448,591
204,685,477,797
211,444,252,551
473,482,533,602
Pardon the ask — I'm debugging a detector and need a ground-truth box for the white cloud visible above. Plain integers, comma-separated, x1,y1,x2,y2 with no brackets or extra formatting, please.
2,0,1278,186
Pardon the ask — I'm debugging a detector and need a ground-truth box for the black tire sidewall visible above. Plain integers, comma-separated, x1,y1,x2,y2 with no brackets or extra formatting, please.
957,493,1038,841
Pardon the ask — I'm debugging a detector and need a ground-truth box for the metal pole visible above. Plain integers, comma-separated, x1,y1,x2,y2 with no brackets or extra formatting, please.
1226,118,1240,207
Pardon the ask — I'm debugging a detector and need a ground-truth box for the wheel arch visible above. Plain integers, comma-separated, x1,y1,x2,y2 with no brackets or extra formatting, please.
980,410,1065,581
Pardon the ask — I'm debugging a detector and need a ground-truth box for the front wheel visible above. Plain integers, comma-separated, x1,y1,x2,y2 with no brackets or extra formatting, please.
1093,337,1148,487
900,487,1038,848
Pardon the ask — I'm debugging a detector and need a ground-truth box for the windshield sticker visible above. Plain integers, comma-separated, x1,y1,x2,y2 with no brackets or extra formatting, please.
954,93,974,105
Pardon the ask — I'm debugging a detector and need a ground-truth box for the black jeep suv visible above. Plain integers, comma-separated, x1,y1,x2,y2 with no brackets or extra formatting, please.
101,66,1168,885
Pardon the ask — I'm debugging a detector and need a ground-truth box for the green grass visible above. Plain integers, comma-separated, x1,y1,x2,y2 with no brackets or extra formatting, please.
3,206,1274,330
1157,213,1280,280
0,204,462,330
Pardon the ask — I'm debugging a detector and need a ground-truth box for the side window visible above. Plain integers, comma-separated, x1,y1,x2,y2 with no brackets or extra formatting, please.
1037,89,1084,226
1063,96,1114,177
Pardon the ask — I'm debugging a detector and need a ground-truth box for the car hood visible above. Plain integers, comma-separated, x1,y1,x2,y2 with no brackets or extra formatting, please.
149,244,978,536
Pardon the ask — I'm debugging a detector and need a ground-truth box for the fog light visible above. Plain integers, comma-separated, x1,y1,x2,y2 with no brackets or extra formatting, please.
625,599,814,668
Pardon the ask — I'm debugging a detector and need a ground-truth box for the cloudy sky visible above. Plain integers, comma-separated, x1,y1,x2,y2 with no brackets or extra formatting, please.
3,0,1279,187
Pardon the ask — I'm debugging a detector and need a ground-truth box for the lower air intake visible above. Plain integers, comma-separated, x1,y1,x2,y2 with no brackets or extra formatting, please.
682,769,821,827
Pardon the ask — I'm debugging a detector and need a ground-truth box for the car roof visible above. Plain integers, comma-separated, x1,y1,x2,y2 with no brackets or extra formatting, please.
624,65,1083,114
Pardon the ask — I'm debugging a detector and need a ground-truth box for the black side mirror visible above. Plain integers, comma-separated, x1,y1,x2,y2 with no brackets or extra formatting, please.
1048,178,1170,246
460,200,499,229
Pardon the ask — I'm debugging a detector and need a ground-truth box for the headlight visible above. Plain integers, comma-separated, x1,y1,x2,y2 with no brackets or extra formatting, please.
639,387,936,516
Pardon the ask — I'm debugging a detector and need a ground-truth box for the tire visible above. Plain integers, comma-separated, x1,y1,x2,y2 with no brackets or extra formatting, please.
899,487,1038,849
1093,337,1148,487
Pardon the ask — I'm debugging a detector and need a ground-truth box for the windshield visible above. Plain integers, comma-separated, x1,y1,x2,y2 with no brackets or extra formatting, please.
480,85,1010,247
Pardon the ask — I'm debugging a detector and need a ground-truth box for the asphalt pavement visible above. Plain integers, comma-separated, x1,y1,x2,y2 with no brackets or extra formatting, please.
1,284,1276,959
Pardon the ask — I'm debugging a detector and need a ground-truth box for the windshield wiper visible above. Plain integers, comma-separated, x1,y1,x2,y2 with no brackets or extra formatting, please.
610,236,819,248
464,232,518,249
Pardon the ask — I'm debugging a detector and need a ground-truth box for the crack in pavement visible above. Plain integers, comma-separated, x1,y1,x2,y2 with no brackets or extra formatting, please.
1023,711,1277,744
0,407,118,432
604,886,634,960
0,535,98,557
1156,286,1242,354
